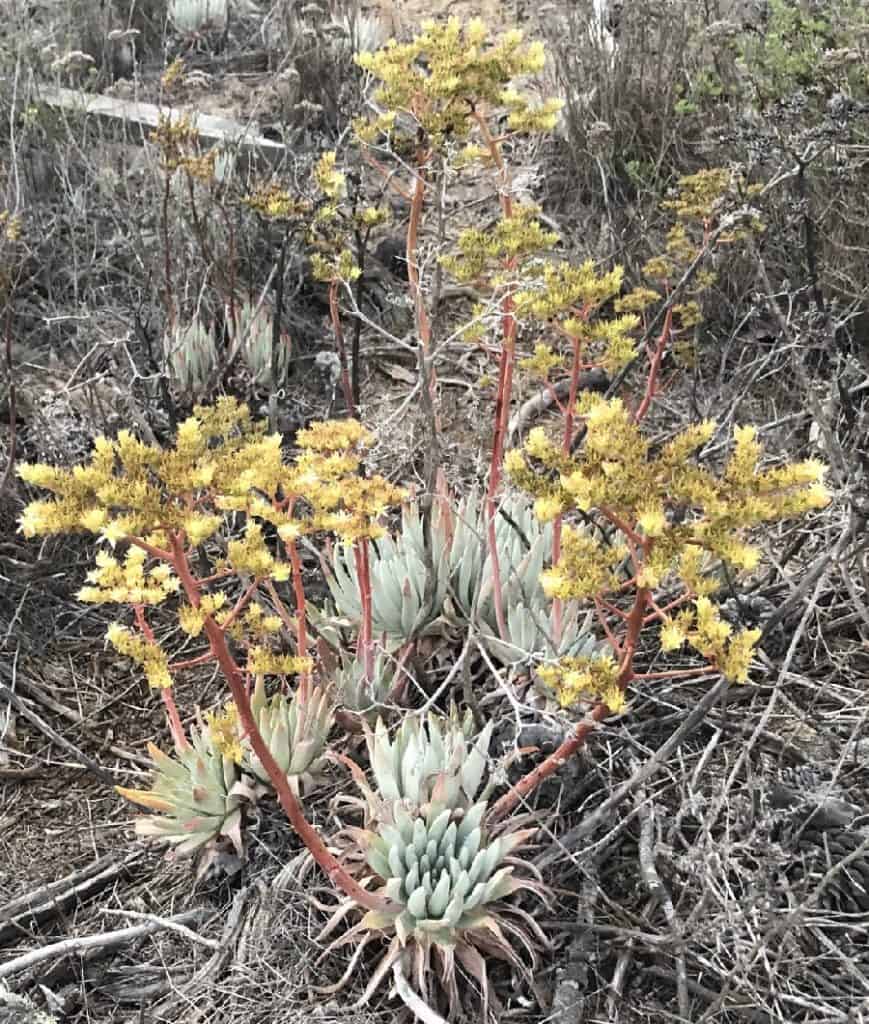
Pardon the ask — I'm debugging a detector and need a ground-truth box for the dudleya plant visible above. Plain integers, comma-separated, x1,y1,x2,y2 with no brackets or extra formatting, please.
115,723,252,858
362,711,493,813
164,319,218,397
323,712,547,1016
244,674,333,793
228,299,290,390
322,501,451,649
16,399,405,918
169,0,228,32
445,490,608,666
320,488,604,667
333,648,397,720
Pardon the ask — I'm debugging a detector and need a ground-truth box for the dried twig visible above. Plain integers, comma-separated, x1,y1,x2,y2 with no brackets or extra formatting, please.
637,793,689,1020
0,306,15,502
103,909,221,950
0,678,117,788
535,676,729,868
0,909,209,980
0,850,142,946
392,960,449,1024
6,667,152,768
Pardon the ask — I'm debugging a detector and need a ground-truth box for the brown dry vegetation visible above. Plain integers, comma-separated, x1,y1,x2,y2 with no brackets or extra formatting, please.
1,1,869,1022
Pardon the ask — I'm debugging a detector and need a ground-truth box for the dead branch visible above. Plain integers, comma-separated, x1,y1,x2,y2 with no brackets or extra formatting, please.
0,909,210,980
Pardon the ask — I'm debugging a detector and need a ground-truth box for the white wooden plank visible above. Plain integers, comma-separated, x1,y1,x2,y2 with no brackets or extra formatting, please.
39,85,285,153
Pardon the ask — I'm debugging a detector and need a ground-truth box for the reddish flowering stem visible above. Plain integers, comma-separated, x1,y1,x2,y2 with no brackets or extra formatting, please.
490,586,652,822
634,305,674,424
488,702,609,823
161,686,186,750
219,579,260,631
127,536,173,562
483,293,518,642
598,506,643,548
263,578,309,699
133,603,188,751
594,596,623,657
485,496,509,643
545,378,568,417
600,597,630,621
361,149,412,202
474,109,518,644
484,284,517,644
644,590,694,625
194,569,235,586
406,159,432,352
563,336,584,450
328,280,356,416
353,540,374,682
167,533,385,912
405,149,443,443
285,542,308,662
616,586,652,683
551,520,563,644
168,651,215,672
273,509,309,691
552,335,586,644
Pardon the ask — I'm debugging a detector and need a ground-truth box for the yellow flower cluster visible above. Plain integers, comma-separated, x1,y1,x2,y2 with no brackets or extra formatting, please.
662,168,731,221
638,168,763,330
205,703,244,764
227,521,292,580
537,654,625,712
150,114,201,173
313,151,346,201
107,623,173,689
575,313,641,372
510,260,640,370
247,648,314,676
519,343,565,381
500,89,564,133
18,399,270,543
245,181,308,221
178,593,228,637
160,57,184,90
513,260,623,320
18,399,405,692
354,18,552,146
540,525,627,600
243,602,283,636
177,151,216,183
660,597,761,683
615,287,659,314
533,494,566,522
78,548,179,606
441,203,559,284
0,210,22,243
509,398,829,614
310,249,361,285
359,205,389,228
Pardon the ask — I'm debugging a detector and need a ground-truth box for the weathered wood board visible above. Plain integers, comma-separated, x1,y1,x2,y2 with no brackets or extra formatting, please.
38,85,285,154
